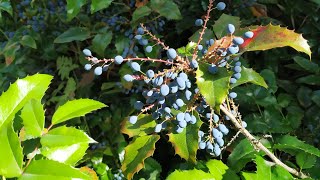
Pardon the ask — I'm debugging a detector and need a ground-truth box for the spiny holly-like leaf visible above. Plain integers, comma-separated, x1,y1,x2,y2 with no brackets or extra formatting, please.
121,135,160,180
168,112,202,163
66,0,87,21
150,0,182,20
54,27,90,43
196,63,232,112
0,123,23,177
231,67,268,88
296,152,317,169
274,135,320,157
121,114,157,138
0,74,52,129
240,24,311,59
132,6,152,23
166,169,214,180
40,126,95,165
228,138,271,172
206,160,239,180
52,99,106,125
212,13,241,39
19,159,91,180
20,99,45,140
90,0,112,14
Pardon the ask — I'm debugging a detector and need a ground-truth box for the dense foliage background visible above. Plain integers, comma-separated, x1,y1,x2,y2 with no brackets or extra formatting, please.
0,0,319,179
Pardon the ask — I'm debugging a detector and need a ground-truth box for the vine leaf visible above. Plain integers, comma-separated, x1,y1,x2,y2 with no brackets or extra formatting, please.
18,159,91,180
40,126,95,165
0,74,52,129
168,112,202,163
231,67,268,88
240,24,311,59
121,114,157,138
0,123,23,177
20,99,45,140
274,135,320,157
206,159,239,180
121,135,160,180
196,63,232,112
51,99,106,125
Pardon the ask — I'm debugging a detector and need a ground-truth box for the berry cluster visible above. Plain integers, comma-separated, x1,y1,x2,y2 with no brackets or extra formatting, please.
83,1,253,156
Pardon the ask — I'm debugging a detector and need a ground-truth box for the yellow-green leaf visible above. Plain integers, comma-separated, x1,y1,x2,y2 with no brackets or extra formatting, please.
121,114,157,138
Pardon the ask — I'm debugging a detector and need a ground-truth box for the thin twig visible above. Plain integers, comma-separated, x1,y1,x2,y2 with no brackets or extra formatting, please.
220,104,309,179
140,23,169,50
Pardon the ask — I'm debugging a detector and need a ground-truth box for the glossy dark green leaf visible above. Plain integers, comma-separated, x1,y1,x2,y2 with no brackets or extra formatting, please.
231,67,268,88
296,86,312,108
196,63,232,111
19,159,91,180
150,0,182,20
260,69,277,93
20,35,36,49
54,27,90,43
311,90,320,107
91,0,112,14
212,13,241,38
92,31,112,57
66,0,87,21
132,6,152,23
0,123,23,177
293,56,319,73
296,75,320,85
274,135,320,157
0,0,12,16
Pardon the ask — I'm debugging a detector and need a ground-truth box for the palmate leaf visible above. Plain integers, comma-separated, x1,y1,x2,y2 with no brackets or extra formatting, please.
121,135,160,180
168,112,202,163
19,159,91,180
196,63,232,111
239,24,311,59
0,74,52,129
51,99,106,125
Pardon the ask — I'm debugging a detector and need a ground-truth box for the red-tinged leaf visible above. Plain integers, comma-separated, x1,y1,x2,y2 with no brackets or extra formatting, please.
168,112,202,163
121,135,160,180
240,24,311,59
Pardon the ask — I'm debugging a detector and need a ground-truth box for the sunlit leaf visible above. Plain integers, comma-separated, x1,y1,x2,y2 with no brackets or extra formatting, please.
166,169,214,180
206,159,239,180
121,114,157,138
231,67,268,88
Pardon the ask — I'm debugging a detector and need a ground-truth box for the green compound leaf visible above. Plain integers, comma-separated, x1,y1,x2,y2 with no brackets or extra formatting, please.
20,35,37,49
166,169,214,180
0,123,23,177
274,135,320,157
296,152,317,169
19,159,91,180
91,0,112,14
132,6,152,23
168,112,202,163
20,99,45,140
150,0,182,20
54,27,90,43
231,67,268,89
206,159,239,180
40,126,95,165
0,0,13,16
66,0,87,21
52,99,106,125
196,63,232,112
92,31,112,57
121,114,157,138
121,135,160,180
241,156,293,180
228,138,271,172
0,74,52,129
213,13,241,39
240,24,311,59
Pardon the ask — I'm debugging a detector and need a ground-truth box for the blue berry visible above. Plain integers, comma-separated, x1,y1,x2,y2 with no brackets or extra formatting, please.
228,46,239,54
130,62,141,72
115,55,124,64
234,66,242,73
84,64,92,71
234,73,241,79
213,114,219,123
199,141,206,149
135,35,142,40
244,31,254,38
235,62,241,66
230,78,237,84
94,67,103,75
153,76,163,86
124,74,134,82
206,142,214,152
208,64,218,74
137,27,144,35
134,101,144,110
218,124,229,135
164,107,171,114
140,39,148,46
129,116,138,124
176,126,184,133
216,138,224,147
242,121,247,128
167,48,177,59
209,39,215,46
160,84,170,96
233,37,244,45
146,69,155,78
155,124,162,133
213,143,221,156
216,2,226,10
229,92,237,99
176,99,184,107
227,24,235,34
176,112,185,121
195,19,203,26
145,46,153,53
178,120,187,128
190,115,197,124
198,45,203,51
83,49,92,56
